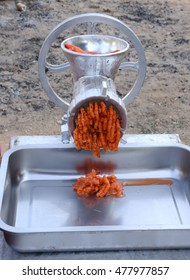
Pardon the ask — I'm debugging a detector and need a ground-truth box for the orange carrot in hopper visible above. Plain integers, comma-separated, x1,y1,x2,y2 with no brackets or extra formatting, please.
64,43,86,53
64,43,119,54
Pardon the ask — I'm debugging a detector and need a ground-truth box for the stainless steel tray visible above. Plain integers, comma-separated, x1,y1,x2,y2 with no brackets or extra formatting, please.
1,142,190,252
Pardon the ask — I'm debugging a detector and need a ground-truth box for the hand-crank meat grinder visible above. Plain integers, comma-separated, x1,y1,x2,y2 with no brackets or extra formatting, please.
38,13,146,145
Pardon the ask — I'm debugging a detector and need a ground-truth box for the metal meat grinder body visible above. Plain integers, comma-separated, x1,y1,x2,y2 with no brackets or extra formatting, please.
38,13,146,143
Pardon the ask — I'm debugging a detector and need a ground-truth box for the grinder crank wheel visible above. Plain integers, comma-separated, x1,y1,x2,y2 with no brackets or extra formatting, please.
38,13,146,112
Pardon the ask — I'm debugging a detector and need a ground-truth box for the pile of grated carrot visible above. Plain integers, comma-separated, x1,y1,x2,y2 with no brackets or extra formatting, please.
73,169,123,198
73,101,121,158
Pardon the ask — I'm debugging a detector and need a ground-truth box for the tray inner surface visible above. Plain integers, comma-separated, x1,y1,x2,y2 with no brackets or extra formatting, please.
1,146,190,229
14,179,189,228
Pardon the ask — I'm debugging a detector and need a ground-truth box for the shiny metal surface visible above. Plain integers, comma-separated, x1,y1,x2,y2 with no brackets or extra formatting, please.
1,143,190,252
61,35,129,81
61,35,128,135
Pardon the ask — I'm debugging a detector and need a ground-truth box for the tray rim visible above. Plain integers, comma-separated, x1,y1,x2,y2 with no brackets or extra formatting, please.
1,141,190,158
1,220,190,234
